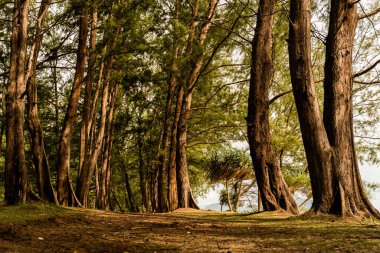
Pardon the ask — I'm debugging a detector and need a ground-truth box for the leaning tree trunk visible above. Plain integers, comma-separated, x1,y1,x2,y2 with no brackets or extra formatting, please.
137,119,151,212
77,51,115,207
174,0,219,210
56,4,88,205
156,44,178,213
288,0,380,218
25,0,57,204
124,166,139,212
322,1,380,218
98,83,118,210
167,86,183,211
176,91,199,209
289,0,335,214
5,0,30,205
166,0,199,211
225,179,233,211
79,3,98,175
246,0,298,215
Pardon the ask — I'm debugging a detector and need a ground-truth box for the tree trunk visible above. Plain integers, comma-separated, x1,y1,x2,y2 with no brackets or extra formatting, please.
76,17,119,205
95,163,99,203
111,188,124,211
289,0,335,213
88,59,105,142
53,54,59,147
98,83,118,210
322,1,380,217
79,3,98,175
0,124,5,158
234,181,243,212
288,0,380,218
137,117,150,212
173,0,219,210
258,191,262,212
25,0,57,204
156,0,181,213
176,91,199,209
56,4,88,205
5,0,30,205
225,179,232,211
166,0,198,210
77,53,115,207
156,45,178,213
246,0,298,215
167,86,183,211
124,165,139,212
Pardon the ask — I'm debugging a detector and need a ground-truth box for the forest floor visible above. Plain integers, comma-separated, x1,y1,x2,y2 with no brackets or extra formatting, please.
0,203,380,252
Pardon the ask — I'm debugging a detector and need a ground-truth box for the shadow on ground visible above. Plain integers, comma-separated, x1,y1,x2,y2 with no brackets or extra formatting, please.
0,203,379,252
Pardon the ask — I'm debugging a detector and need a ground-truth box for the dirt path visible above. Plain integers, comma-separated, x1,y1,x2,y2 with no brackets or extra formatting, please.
0,205,379,252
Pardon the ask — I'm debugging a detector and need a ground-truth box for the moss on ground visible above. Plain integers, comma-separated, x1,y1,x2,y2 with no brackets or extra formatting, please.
0,202,70,224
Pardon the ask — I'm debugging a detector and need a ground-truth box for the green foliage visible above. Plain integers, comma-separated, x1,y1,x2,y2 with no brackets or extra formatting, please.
206,148,252,183
364,181,380,199
1,0,380,211
283,172,311,196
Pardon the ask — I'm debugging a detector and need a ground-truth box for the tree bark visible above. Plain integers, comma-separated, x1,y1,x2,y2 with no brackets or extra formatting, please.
25,0,57,204
233,181,242,212
79,2,98,176
156,42,178,213
225,179,232,211
124,162,139,212
5,0,30,205
167,86,183,211
246,0,298,215
174,0,219,210
56,3,88,205
137,117,151,212
77,47,116,207
98,83,118,210
176,91,199,209
288,0,380,218
77,17,118,205
289,0,335,213
53,54,59,147
166,0,199,211
322,0,380,217
258,191,262,212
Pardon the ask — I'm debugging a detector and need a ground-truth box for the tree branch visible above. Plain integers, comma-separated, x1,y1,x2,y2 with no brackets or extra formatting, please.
269,90,292,105
201,63,250,76
353,79,380,85
355,135,380,140
354,59,380,78
204,79,250,107
359,7,380,20
189,0,251,92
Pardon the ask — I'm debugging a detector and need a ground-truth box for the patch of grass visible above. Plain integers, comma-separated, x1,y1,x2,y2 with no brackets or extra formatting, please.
0,206,379,252
0,202,68,224
173,211,380,251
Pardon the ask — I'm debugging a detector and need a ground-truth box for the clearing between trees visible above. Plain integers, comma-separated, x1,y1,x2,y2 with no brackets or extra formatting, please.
0,203,379,252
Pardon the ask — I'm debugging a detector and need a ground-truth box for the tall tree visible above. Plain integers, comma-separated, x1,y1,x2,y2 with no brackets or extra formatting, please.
288,0,380,217
79,1,98,176
156,3,179,212
98,83,119,210
5,0,30,205
25,0,57,204
76,39,117,207
56,2,88,205
247,0,298,214
175,0,219,209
